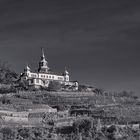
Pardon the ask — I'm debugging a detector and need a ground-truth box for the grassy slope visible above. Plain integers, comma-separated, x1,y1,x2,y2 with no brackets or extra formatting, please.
0,91,140,124
8,91,137,108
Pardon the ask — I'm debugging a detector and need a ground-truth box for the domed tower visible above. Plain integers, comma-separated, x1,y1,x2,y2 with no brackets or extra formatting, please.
38,48,49,73
24,64,31,73
24,64,31,77
63,67,69,82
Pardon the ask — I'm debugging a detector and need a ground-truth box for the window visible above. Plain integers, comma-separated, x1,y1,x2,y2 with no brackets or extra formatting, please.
31,74,36,78
49,76,51,79
58,77,63,80
36,79,39,83
30,79,34,83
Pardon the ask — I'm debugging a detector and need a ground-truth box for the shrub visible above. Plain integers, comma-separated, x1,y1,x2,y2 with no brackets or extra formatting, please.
18,128,30,139
48,81,62,91
73,118,92,133
0,61,18,85
0,84,16,94
0,96,11,104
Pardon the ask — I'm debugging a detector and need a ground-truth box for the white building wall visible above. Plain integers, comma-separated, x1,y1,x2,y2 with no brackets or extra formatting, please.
28,72,65,81
26,72,67,87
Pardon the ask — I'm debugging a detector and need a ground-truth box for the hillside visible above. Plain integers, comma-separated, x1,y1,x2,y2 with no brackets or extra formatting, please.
0,91,140,140
12,91,137,107
0,91,138,114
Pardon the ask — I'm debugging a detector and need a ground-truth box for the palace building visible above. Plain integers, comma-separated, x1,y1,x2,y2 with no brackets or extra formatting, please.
20,48,78,90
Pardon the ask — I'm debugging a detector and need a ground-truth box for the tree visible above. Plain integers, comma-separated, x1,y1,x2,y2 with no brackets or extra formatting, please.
18,128,30,139
73,118,92,134
17,78,29,90
93,88,105,95
0,61,18,93
0,60,18,84
0,96,11,104
48,81,61,91
1,127,14,140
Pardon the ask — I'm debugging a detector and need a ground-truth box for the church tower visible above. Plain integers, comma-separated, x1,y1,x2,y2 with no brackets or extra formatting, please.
38,48,49,73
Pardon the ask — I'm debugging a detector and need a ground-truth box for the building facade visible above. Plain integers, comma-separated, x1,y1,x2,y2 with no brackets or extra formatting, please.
20,49,78,89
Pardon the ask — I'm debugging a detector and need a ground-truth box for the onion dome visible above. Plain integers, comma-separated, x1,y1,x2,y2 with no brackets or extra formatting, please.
24,64,31,72
63,67,69,75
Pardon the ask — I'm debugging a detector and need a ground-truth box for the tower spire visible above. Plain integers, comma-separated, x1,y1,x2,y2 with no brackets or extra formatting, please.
41,47,45,59
38,48,49,73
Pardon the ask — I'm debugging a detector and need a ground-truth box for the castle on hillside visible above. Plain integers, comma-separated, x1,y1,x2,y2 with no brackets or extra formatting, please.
20,48,78,90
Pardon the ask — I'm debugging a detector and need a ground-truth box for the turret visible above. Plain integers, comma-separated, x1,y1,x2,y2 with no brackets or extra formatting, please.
63,67,69,82
38,48,49,73
24,64,31,76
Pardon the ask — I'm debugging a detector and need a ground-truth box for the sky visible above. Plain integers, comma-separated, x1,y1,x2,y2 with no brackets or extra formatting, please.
0,0,140,94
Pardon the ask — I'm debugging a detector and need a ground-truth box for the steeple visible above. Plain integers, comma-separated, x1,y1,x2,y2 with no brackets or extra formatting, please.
38,48,49,73
41,48,45,60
